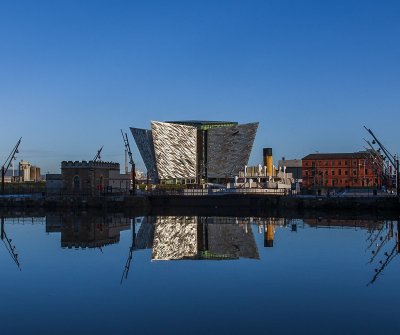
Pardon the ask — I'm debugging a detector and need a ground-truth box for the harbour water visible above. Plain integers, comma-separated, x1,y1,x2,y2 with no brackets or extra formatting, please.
1,213,399,335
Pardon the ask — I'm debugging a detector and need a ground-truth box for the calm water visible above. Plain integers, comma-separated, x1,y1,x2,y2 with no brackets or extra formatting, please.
1,213,399,335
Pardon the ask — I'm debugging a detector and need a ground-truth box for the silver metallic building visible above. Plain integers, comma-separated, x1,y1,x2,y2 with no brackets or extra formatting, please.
130,120,258,183
151,121,197,180
152,216,260,261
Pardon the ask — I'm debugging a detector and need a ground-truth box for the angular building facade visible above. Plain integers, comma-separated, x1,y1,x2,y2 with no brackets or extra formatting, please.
131,120,258,184
151,121,198,181
207,123,259,178
151,216,260,261
130,127,158,180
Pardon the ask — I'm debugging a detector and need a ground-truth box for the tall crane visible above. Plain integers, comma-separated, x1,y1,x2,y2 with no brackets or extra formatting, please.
364,126,399,196
121,130,135,195
1,137,22,194
93,145,104,162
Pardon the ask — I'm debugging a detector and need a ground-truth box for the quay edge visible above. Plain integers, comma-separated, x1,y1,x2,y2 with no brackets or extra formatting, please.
0,194,399,216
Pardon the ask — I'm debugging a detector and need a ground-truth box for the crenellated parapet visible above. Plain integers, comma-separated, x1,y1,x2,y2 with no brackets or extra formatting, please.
61,160,120,170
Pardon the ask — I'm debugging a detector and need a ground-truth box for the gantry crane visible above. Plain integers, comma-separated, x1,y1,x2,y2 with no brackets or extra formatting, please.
121,130,135,195
364,126,399,195
93,145,104,162
1,137,22,194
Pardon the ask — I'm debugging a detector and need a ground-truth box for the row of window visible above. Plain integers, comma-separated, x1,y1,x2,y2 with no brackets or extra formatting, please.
304,169,371,176
305,160,367,167
306,178,378,186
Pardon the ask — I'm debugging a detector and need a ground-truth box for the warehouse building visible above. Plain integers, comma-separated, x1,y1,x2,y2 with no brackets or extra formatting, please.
302,152,383,189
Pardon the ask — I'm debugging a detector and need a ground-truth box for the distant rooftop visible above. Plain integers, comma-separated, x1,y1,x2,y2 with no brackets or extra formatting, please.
302,152,371,160
278,159,302,168
165,120,238,130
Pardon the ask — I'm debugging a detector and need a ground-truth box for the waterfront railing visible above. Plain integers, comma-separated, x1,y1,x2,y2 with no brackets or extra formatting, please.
142,188,292,196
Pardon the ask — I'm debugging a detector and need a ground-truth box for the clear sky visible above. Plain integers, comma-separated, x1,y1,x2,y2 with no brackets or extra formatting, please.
0,0,399,173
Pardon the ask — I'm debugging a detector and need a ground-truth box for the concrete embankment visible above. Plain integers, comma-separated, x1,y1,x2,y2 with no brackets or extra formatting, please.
0,194,399,217
147,194,400,217
0,195,150,213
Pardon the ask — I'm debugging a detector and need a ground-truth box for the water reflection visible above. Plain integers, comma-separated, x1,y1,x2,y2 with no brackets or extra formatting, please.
121,217,152,282
1,213,398,286
46,214,130,249
366,220,399,285
1,216,21,269
2,213,400,335
302,217,399,285
150,216,259,261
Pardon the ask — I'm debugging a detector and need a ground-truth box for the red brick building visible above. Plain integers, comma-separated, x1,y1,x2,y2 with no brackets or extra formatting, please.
302,152,383,189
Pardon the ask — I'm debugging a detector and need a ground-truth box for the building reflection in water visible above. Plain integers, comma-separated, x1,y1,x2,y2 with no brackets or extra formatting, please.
151,216,260,261
303,217,399,285
46,214,130,249
44,214,399,285
264,219,276,248
304,218,385,230
143,217,303,259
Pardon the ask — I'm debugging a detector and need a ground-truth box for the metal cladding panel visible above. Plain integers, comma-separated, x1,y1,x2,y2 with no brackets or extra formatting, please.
151,121,197,180
152,216,198,260
207,122,259,178
207,224,260,259
130,127,157,179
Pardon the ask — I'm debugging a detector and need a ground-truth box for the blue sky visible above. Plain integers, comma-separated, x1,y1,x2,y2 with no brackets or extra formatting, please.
0,0,399,173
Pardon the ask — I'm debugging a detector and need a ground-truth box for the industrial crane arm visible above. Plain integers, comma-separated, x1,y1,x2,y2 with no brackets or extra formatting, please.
1,137,22,173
